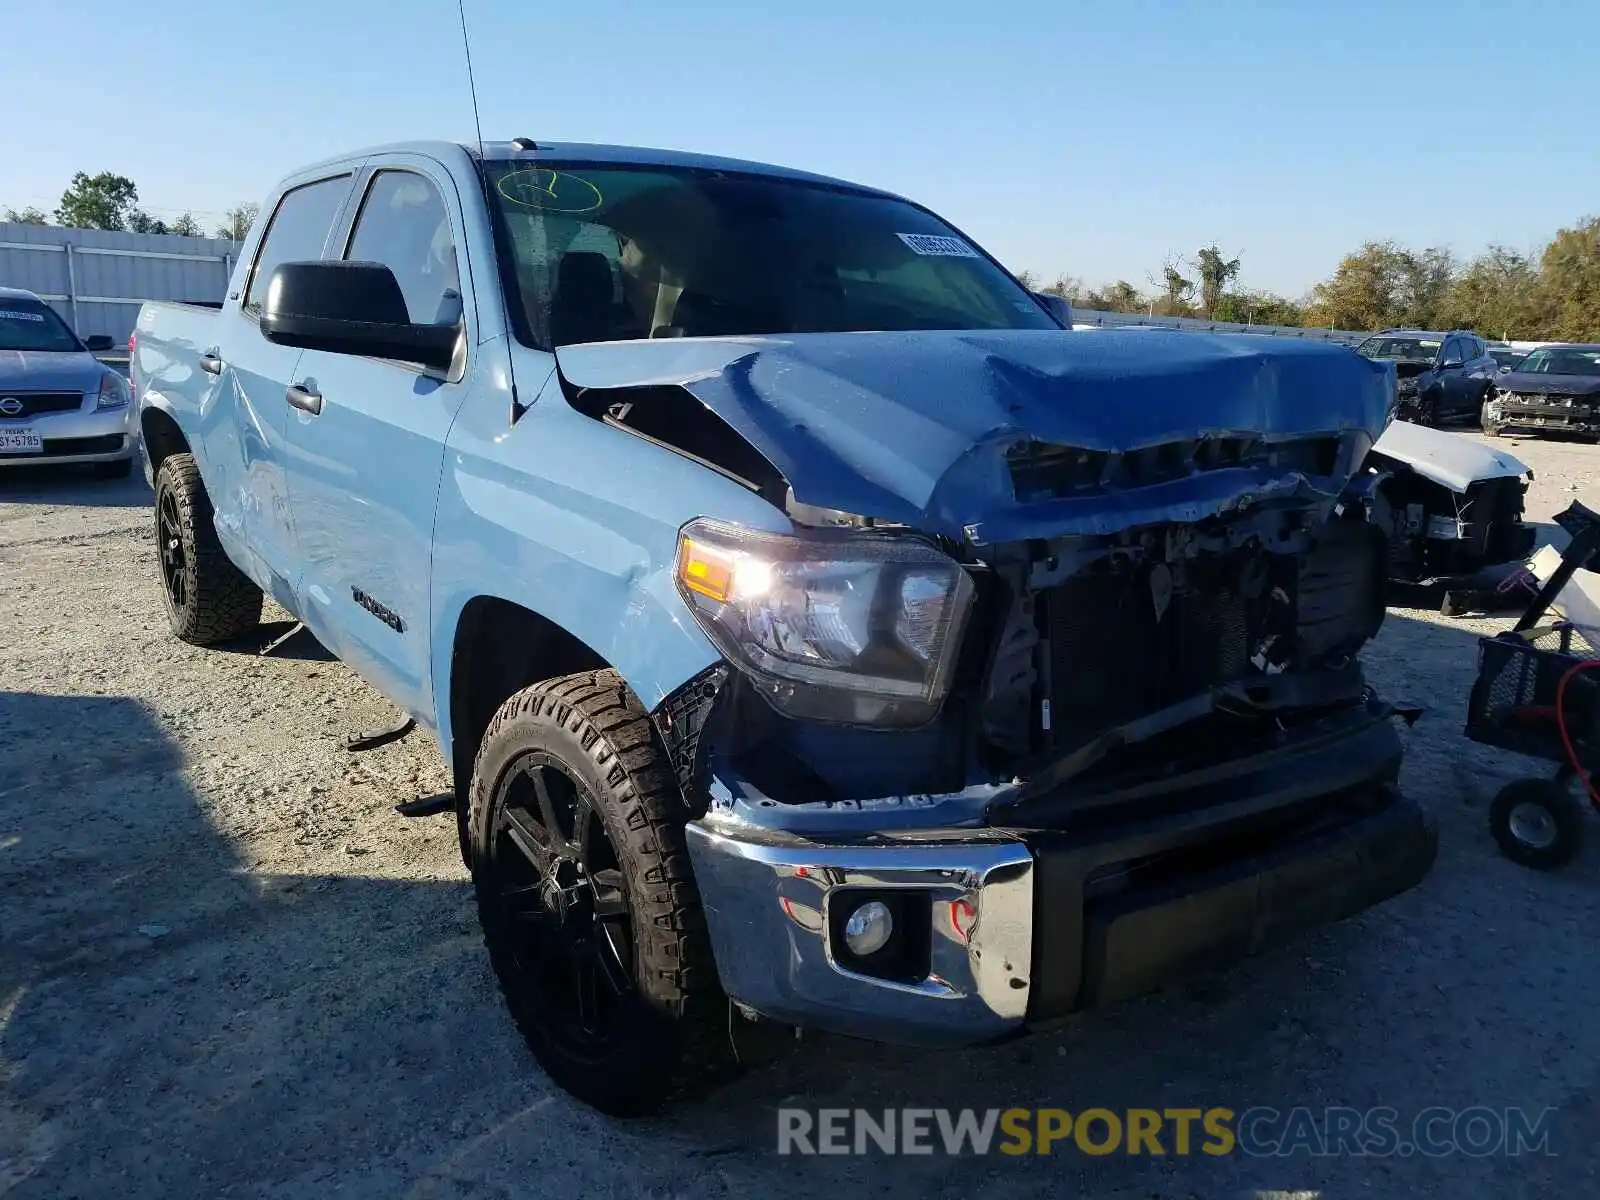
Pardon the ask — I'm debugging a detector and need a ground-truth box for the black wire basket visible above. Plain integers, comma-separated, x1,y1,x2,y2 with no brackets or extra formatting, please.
1465,624,1600,761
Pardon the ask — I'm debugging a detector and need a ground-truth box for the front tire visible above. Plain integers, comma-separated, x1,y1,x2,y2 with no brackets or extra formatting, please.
153,453,263,645
467,670,728,1115
1489,778,1587,870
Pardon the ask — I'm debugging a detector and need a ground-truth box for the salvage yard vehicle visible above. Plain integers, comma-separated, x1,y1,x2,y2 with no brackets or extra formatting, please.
1355,328,1498,427
0,286,135,478
1361,419,1535,586
132,139,1437,1115
1482,344,1600,439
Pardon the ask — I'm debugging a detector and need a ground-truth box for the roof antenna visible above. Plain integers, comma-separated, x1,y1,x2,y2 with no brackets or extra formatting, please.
456,0,486,160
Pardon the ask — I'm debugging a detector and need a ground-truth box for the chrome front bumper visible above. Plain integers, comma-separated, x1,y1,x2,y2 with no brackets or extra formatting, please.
686,704,1435,1046
685,821,1035,1045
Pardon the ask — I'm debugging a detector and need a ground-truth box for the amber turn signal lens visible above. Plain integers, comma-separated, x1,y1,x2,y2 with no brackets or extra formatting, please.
677,538,736,602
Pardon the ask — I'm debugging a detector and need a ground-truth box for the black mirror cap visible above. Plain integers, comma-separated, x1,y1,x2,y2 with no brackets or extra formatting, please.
261,260,458,371
84,334,115,352
1031,290,1073,328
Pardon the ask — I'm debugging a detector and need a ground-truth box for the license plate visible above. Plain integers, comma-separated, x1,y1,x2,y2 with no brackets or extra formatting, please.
0,427,42,453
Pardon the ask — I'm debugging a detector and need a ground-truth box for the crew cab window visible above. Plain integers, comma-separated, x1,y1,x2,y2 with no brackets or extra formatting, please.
344,171,462,326
244,175,352,314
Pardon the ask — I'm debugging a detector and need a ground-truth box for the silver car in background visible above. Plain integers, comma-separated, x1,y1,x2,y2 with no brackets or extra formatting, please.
0,286,136,478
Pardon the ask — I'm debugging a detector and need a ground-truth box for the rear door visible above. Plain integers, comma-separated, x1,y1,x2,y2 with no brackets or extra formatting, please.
280,155,474,716
205,172,356,593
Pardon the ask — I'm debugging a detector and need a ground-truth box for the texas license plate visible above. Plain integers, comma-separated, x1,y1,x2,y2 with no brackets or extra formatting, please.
0,427,43,453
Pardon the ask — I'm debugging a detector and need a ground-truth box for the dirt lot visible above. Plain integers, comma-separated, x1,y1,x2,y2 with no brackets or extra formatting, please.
3,433,1600,1199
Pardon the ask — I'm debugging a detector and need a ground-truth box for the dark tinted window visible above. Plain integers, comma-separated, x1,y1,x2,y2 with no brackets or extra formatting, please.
1442,337,1464,364
245,175,352,314
1356,336,1441,362
345,171,462,326
0,295,81,352
483,161,1055,348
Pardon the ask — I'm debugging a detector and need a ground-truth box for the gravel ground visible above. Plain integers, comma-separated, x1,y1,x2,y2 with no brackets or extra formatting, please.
3,433,1600,1199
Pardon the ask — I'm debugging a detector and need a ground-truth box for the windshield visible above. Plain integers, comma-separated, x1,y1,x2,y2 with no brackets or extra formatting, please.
1516,348,1600,377
1355,336,1440,363
0,296,83,353
1489,350,1523,369
483,161,1057,348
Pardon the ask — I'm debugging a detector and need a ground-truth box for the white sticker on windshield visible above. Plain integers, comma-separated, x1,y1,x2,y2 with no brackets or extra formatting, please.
897,233,980,259
0,310,46,322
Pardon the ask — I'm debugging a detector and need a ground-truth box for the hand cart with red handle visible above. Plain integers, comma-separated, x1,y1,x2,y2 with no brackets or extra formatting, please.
1465,500,1600,869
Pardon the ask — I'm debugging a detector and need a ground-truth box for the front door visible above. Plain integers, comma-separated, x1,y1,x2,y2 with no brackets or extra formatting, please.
281,158,474,718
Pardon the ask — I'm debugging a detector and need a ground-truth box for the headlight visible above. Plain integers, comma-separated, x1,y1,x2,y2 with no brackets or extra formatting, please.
674,518,975,727
95,371,130,411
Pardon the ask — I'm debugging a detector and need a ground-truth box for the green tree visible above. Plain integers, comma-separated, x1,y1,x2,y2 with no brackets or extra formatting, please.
168,213,204,237
1213,290,1304,327
1536,216,1600,342
127,210,170,235
3,205,50,225
1441,246,1545,339
1081,280,1146,313
1306,241,1410,330
1151,258,1195,317
1395,246,1456,329
1194,244,1242,317
55,171,140,231
214,203,259,242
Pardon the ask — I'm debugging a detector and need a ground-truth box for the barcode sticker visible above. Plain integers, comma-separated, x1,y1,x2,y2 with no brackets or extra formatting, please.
896,233,980,259
0,310,46,322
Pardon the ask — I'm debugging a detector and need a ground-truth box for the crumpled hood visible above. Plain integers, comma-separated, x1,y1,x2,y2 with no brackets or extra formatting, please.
1369,419,1529,493
1497,371,1600,398
556,329,1394,543
0,348,107,395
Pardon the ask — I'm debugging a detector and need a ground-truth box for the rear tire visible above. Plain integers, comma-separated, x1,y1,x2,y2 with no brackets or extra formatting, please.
1489,778,1587,870
153,452,263,645
467,670,729,1115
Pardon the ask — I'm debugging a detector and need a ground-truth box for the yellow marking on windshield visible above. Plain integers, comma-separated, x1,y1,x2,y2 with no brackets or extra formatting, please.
496,168,604,215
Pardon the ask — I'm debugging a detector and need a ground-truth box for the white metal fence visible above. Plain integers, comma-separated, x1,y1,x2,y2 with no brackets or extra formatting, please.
0,222,242,349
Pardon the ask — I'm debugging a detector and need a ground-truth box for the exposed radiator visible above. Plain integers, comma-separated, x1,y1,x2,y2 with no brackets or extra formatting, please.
1043,575,1250,746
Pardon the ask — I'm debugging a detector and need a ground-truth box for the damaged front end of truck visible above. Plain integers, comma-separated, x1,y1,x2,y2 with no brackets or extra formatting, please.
557,328,1438,1045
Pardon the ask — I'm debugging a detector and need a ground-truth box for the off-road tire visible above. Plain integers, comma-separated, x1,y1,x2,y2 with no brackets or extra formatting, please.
93,458,133,480
467,670,729,1115
1489,778,1587,871
153,452,263,645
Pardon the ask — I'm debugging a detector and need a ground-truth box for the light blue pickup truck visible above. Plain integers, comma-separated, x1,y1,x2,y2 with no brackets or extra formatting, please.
133,139,1435,1115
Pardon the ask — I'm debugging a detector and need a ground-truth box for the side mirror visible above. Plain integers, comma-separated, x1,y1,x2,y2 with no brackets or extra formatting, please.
1031,291,1073,328
1440,357,1463,370
260,261,458,372
84,334,115,352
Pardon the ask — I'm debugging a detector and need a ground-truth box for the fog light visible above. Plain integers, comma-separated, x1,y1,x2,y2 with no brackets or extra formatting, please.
842,900,894,957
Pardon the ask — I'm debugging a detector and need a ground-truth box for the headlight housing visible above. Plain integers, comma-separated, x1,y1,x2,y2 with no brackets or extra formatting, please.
674,518,975,727
95,371,130,411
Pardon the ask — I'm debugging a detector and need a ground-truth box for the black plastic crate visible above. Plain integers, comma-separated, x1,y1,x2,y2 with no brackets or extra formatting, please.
1465,625,1600,761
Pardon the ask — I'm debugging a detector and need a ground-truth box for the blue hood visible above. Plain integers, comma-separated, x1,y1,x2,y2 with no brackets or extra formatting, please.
555,329,1394,543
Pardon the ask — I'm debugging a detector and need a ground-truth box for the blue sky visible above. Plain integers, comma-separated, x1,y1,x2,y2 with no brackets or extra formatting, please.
4,0,1593,297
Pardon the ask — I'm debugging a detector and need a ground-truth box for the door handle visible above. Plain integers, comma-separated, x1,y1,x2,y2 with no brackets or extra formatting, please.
286,382,323,416
199,352,223,375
